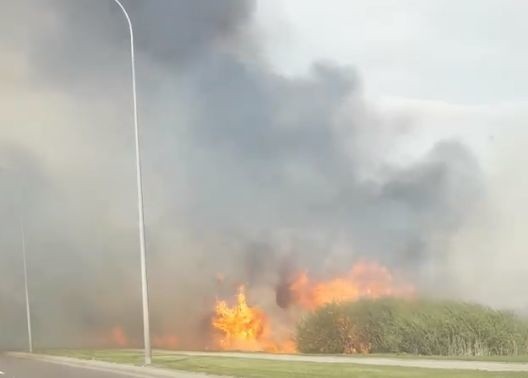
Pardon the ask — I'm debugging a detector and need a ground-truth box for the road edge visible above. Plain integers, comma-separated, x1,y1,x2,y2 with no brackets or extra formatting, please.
6,352,226,378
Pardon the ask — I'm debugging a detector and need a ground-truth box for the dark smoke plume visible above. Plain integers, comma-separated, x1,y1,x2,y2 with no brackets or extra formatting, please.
0,0,482,349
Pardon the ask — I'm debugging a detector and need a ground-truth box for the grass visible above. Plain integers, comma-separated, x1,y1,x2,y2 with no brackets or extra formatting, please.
349,353,528,363
297,299,528,356
45,349,143,364
42,349,528,377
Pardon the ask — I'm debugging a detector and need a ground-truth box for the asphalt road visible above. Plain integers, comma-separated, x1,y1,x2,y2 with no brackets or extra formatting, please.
0,354,144,378
0,353,223,378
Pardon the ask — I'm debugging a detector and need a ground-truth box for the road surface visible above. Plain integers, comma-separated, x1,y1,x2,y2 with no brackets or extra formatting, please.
0,354,140,378
0,353,220,378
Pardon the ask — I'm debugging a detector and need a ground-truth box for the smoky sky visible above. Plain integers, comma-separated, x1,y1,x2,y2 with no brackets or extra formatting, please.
0,0,482,349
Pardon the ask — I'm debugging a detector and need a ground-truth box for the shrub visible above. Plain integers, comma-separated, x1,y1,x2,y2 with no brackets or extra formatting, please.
296,298,528,356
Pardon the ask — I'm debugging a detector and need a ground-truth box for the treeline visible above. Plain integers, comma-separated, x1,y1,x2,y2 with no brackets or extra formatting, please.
296,298,528,356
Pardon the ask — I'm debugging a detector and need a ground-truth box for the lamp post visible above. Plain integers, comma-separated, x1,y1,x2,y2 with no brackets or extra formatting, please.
111,0,151,365
20,216,33,353
2,166,33,354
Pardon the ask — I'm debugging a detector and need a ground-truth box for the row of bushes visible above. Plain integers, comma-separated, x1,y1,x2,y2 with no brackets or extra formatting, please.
296,298,528,356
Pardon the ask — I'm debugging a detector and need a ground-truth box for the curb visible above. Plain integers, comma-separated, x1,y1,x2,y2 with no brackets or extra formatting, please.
6,352,227,378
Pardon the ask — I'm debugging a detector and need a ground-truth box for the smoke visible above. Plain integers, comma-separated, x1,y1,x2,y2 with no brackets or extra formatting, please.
0,0,483,349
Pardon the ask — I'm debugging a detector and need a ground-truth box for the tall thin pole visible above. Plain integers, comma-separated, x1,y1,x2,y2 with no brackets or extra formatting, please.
112,0,151,365
20,217,33,353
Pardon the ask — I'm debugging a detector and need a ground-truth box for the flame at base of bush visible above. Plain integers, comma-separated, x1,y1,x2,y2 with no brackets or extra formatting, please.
212,260,414,353
212,286,295,353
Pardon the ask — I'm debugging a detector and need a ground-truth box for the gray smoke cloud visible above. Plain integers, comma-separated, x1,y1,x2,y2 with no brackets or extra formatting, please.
0,0,482,350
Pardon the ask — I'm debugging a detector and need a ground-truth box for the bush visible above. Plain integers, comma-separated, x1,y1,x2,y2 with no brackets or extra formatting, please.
296,298,528,356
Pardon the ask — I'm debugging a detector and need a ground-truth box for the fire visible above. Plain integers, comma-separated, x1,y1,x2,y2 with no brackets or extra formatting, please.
211,261,412,353
289,261,414,309
153,334,179,349
102,327,179,350
212,286,294,352
212,286,268,351
98,262,411,354
110,326,128,347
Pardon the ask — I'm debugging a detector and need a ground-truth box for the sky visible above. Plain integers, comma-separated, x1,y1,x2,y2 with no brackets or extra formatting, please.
254,0,528,306
1,0,528,349
257,0,528,104
256,0,528,168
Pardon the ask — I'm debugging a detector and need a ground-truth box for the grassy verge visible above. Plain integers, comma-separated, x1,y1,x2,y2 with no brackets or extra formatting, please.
347,353,528,363
42,349,528,377
156,350,528,363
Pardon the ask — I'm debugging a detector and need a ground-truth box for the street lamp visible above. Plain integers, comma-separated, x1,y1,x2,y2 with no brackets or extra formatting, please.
20,215,33,353
1,166,33,354
111,0,152,365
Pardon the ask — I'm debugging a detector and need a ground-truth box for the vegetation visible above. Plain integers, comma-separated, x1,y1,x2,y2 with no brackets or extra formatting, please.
45,349,528,377
296,298,528,356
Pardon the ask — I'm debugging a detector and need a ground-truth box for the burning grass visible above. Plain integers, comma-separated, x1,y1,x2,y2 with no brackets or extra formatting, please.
85,261,528,358
212,286,268,351
82,261,413,353
211,260,412,353
212,286,295,352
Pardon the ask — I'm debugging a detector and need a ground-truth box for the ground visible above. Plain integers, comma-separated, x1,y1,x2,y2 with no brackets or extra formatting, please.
42,349,528,377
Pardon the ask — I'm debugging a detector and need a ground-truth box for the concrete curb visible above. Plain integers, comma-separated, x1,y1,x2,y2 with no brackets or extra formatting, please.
7,352,228,378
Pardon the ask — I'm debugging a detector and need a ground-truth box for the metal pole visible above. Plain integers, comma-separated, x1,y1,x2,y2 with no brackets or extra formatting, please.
111,0,151,365
20,217,33,353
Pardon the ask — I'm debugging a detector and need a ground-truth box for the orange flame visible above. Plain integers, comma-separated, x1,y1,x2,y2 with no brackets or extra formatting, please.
211,261,413,353
110,326,128,347
212,286,267,350
153,334,179,349
289,261,414,309
104,326,179,350
212,286,294,352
